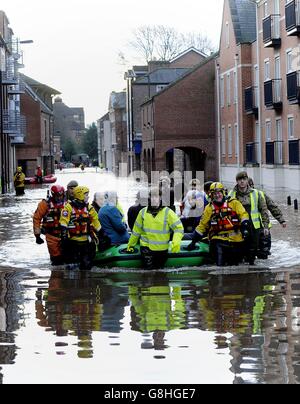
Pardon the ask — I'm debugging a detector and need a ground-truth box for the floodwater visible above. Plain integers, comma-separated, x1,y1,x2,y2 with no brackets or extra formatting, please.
0,168,300,384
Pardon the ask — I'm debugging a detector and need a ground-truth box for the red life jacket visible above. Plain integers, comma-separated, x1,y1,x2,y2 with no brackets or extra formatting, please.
210,201,240,234
43,199,65,236
68,205,92,238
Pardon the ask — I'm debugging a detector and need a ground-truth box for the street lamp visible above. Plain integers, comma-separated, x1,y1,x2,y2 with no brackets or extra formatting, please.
248,0,263,188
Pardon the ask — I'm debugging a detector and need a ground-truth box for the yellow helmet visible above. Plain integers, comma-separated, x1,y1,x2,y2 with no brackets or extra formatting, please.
210,182,225,195
17,166,23,173
73,186,89,201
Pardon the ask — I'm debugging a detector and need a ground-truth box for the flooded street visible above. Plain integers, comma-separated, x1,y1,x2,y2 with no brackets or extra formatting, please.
1,169,300,384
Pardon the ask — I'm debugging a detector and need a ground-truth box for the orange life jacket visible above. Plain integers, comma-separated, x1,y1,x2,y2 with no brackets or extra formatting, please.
210,201,240,234
43,200,65,236
68,205,92,238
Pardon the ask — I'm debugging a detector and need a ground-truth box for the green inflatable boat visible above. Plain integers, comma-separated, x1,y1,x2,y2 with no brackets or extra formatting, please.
94,240,211,269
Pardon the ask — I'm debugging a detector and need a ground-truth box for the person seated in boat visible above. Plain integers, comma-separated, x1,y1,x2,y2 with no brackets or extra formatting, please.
66,180,79,202
187,182,251,267
92,192,105,213
99,191,130,246
33,185,66,266
181,179,207,233
127,187,184,270
35,166,43,184
60,186,101,270
127,190,148,231
13,166,26,196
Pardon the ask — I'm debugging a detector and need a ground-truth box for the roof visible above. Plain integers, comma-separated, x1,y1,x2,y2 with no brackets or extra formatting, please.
141,52,217,106
20,73,61,95
229,0,257,44
171,47,207,62
134,68,190,85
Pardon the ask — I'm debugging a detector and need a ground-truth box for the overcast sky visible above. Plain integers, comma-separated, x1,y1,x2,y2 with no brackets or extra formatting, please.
1,0,223,125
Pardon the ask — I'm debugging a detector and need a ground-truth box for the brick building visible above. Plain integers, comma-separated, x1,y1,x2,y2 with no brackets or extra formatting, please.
53,97,85,161
218,0,300,191
0,11,26,193
16,74,60,176
108,91,127,175
124,48,207,172
141,55,217,182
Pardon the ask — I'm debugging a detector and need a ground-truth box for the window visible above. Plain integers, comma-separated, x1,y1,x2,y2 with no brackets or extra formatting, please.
288,116,294,139
264,60,270,81
287,50,293,73
276,118,282,141
225,22,230,48
265,120,272,142
156,85,167,93
228,125,232,157
235,123,238,157
220,76,225,107
44,119,47,141
233,70,238,104
227,73,231,106
221,126,226,156
264,1,268,18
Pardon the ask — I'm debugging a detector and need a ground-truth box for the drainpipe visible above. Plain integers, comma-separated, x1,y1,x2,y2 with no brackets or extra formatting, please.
216,62,222,181
235,54,240,170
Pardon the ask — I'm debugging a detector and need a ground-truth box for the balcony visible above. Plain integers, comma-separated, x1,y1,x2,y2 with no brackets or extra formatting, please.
1,70,18,85
287,71,300,104
263,15,281,48
266,141,284,165
246,142,259,165
244,86,258,116
2,111,26,136
7,82,25,95
264,79,283,111
289,139,300,165
286,0,300,35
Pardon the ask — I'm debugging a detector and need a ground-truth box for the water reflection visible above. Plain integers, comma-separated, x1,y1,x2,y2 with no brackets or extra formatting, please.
35,270,129,358
0,271,24,383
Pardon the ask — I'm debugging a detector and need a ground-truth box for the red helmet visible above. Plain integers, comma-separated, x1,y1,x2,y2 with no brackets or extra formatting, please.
51,185,65,197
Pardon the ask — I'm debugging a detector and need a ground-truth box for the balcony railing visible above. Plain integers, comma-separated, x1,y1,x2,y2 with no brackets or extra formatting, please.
263,14,281,47
286,0,300,35
2,111,26,136
246,142,259,164
264,79,283,110
289,139,300,165
7,82,25,95
287,71,300,103
266,141,284,165
244,86,259,116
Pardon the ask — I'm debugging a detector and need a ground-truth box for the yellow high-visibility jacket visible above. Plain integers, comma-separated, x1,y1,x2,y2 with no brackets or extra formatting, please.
196,198,249,243
60,202,101,242
128,207,184,251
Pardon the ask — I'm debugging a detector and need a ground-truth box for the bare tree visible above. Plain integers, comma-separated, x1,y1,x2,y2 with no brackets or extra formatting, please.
154,25,182,61
129,26,156,63
181,32,216,55
129,25,216,63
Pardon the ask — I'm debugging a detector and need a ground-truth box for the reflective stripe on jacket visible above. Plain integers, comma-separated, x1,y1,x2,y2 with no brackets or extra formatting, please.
229,189,262,230
128,207,184,251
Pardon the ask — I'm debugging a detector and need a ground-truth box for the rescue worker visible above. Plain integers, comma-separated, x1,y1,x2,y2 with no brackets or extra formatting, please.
187,182,250,267
127,188,184,270
35,166,43,184
60,186,101,270
228,172,270,265
66,180,78,202
33,185,66,265
13,167,26,196
99,191,130,246
248,177,286,258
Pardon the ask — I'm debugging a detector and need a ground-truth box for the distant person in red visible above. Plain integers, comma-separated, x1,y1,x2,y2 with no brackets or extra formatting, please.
36,166,43,184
